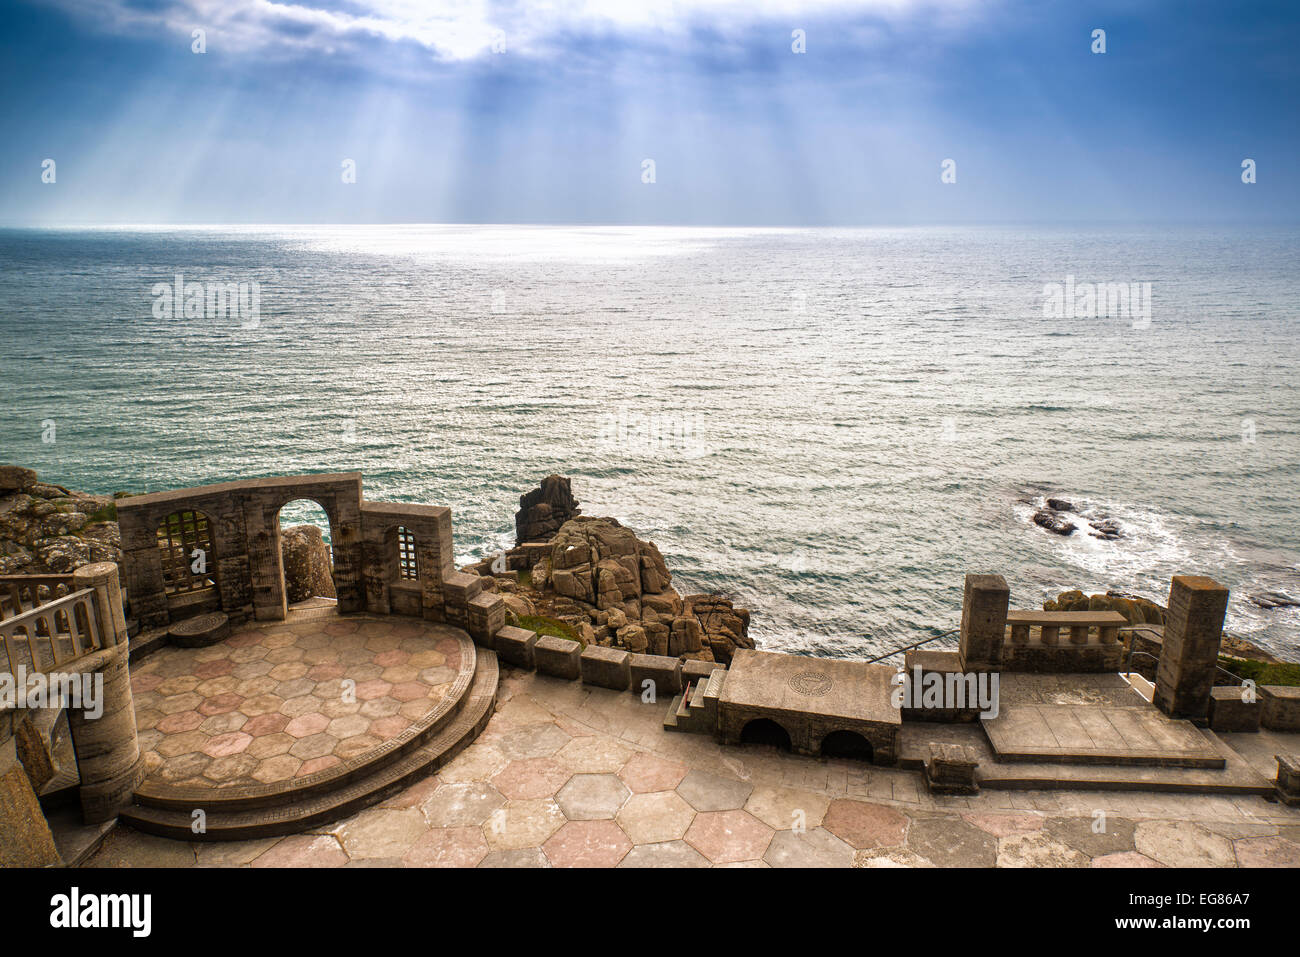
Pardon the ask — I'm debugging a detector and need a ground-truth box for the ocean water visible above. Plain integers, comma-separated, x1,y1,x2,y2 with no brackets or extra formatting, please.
1,225,1297,660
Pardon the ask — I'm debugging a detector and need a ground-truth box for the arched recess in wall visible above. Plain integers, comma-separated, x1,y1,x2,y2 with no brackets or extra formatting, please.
277,499,338,605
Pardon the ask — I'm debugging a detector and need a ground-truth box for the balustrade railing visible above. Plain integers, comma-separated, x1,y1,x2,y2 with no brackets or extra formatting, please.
1005,610,1127,647
0,587,107,675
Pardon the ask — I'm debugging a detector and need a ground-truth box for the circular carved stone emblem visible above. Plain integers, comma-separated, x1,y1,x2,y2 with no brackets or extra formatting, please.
171,612,227,635
787,670,832,697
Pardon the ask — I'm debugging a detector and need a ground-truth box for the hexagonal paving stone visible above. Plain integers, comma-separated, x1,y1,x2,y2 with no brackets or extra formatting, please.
251,835,348,868
252,754,303,783
676,769,753,812
155,710,205,735
204,753,260,783
477,848,552,868
327,713,373,740
763,827,855,868
555,773,631,821
492,758,572,801
158,692,204,715
1135,821,1235,868
996,832,1091,868
298,755,342,776
240,693,285,716
543,820,632,867
244,712,290,737
201,731,253,758
822,799,909,850
483,799,566,851
556,736,633,774
335,807,427,860
421,782,507,828
285,712,330,738
906,816,996,867
1233,836,1300,868
684,810,775,864
246,732,295,759
403,827,489,868
336,734,382,761
199,711,248,736
618,840,711,868
289,733,340,760
745,786,831,831
616,791,696,845
498,723,571,760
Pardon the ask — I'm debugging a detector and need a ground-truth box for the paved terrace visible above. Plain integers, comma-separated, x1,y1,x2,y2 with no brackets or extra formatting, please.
85,666,1300,868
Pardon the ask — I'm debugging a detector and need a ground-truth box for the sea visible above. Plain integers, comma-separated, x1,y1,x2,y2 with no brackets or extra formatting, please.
1,224,1297,660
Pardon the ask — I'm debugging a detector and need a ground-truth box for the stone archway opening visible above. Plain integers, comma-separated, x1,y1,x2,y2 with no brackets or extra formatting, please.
157,508,218,598
821,729,874,762
277,499,338,607
739,718,792,751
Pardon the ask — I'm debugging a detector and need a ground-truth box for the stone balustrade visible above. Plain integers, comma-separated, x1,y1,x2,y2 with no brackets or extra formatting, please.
1005,610,1127,647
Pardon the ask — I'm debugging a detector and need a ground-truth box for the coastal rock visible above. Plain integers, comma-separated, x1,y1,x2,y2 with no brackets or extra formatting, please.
0,465,38,495
1032,508,1076,536
515,475,581,547
1044,590,1163,626
0,468,121,577
1045,498,1075,513
1249,591,1300,611
1088,518,1122,540
280,524,337,603
681,594,754,665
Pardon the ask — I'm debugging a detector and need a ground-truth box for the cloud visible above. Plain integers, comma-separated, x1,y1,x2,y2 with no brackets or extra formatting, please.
54,0,988,62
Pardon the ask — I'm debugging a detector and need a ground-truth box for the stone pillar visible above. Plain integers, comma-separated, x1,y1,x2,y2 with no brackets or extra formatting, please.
958,574,1008,673
68,645,146,823
73,562,129,648
1153,575,1229,721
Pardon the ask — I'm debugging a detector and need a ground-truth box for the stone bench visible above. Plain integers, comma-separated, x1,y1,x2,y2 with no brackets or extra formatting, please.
167,611,230,648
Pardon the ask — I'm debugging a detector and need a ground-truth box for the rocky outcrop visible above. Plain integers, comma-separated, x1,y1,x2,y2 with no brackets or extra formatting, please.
1031,497,1121,540
1249,591,1300,611
280,525,337,603
1044,589,1164,625
0,465,121,576
478,512,756,665
515,474,580,546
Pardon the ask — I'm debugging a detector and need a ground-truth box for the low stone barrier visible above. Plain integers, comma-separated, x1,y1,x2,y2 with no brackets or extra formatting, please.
534,635,582,680
630,653,683,698
580,645,631,690
1261,686,1300,731
1208,686,1262,732
494,626,538,669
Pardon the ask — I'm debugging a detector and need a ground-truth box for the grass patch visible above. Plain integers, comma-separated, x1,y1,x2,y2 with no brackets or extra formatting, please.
515,614,583,647
517,568,532,591
1218,657,1300,687
84,502,118,524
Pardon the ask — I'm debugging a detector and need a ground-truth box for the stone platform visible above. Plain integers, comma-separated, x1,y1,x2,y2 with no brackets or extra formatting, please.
130,613,471,792
718,650,901,763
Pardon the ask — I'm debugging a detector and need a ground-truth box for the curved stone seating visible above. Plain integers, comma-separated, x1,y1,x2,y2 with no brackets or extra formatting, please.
167,611,230,648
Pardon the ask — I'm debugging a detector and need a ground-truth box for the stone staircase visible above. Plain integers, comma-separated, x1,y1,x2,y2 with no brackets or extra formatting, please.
119,648,499,841
664,667,725,734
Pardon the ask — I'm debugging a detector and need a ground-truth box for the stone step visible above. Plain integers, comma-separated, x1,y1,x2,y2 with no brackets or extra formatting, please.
663,695,684,732
118,653,499,840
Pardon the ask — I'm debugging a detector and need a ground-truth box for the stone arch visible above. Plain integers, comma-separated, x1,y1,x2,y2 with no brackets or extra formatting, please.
820,729,874,762
739,717,792,751
275,497,339,607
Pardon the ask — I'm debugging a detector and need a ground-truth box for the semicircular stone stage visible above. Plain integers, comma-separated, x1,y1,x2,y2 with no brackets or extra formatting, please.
130,615,472,791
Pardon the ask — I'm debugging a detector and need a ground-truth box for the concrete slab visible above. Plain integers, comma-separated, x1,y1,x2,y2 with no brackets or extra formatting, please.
718,650,901,762
984,704,1225,768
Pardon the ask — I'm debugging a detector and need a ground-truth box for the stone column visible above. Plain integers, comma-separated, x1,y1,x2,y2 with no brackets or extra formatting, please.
958,574,1008,673
73,562,129,648
1154,575,1229,721
68,643,146,823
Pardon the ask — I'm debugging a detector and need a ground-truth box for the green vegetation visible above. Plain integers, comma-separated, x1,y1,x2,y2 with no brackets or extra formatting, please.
1218,657,1300,688
514,614,583,647
84,502,118,524
517,568,532,591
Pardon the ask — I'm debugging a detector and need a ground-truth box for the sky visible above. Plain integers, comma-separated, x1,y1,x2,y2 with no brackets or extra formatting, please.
1,0,1297,225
